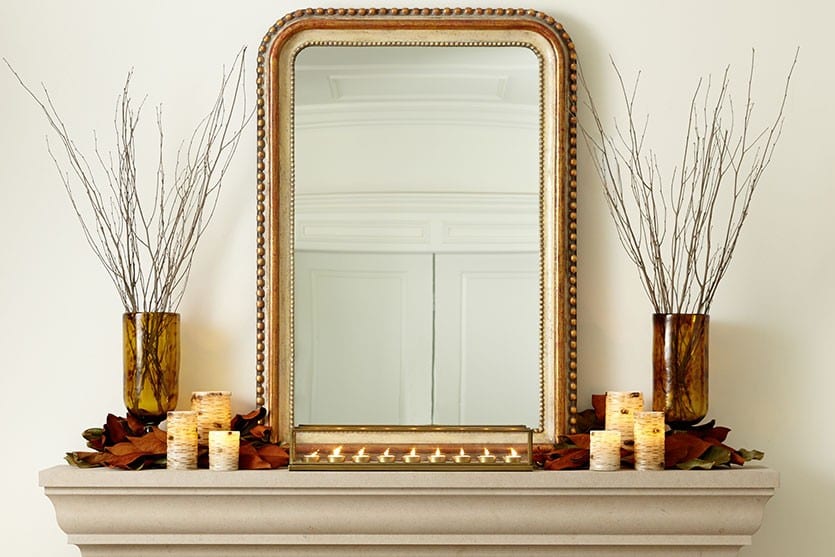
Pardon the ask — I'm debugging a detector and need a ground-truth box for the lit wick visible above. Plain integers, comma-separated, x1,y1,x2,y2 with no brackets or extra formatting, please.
478,448,497,464
504,447,522,464
403,447,422,464
327,446,346,464
453,448,471,464
352,447,371,464
302,449,320,464
377,448,395,464
429,447,447,464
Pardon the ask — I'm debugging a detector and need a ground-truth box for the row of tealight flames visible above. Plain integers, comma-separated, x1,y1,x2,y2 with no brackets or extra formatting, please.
590,391,665,471
166,391,238,471
303,446,522,465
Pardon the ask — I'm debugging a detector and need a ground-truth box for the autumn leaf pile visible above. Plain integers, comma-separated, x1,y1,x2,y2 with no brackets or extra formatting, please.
66,408,288,470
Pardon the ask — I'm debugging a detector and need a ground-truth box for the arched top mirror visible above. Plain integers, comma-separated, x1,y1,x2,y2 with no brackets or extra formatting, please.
256,8,578,452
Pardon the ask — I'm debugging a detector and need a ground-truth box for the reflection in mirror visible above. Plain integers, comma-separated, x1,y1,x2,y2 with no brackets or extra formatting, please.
292,46,542,428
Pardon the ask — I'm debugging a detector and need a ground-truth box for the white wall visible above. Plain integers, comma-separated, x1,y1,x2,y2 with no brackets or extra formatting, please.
0,1,830,555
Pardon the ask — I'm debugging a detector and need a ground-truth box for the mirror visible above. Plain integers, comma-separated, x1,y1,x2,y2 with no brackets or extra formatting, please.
256,8,578,447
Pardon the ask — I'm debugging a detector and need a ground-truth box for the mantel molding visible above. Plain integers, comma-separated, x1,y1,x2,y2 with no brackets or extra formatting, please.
41,465,777,556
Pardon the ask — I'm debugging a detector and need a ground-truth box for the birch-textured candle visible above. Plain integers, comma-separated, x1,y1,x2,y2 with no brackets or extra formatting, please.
166,410,198,470
605,391,644,443
634,411,665,471
191,391,232,446
589,430,621,471
208,430,240,471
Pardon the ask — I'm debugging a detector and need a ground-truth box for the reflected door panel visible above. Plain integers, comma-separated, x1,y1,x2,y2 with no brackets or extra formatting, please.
433,253,540,427
294,251,434,424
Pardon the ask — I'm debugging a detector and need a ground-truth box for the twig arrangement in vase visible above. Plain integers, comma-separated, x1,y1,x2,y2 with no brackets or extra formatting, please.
6,50,250,425
582,50,797,425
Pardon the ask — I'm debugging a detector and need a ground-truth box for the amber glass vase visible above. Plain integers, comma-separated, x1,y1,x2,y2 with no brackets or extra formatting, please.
123,312,180,426
652,313,709,427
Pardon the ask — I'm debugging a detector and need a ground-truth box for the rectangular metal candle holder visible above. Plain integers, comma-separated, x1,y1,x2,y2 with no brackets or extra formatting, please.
289,425,534,471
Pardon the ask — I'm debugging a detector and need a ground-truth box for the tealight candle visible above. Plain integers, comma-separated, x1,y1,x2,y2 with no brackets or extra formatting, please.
191,391,232,446
478,448,496,464
352,448,371,464
208,430,240,471
402,448,422,464
377,448,396,464
428,448,447,464
453,448,471,464
327,446,346,464
504,447,522,464
634,411,665,471
589,430,622,471
605,391,644,443
302,450,321,464
166,410,198,470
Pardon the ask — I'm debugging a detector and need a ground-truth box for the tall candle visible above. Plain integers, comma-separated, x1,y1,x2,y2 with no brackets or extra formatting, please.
191,391,232,446
208,430,240,471
634,411,665,471
605,391,644,443
589,430,621,471
166,410,198,470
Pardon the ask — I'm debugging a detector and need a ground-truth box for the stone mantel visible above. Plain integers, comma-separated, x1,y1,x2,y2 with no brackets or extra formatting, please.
40,465,777,556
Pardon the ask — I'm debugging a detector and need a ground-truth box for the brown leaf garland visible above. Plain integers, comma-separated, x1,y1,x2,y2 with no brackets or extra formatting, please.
67,408,289,470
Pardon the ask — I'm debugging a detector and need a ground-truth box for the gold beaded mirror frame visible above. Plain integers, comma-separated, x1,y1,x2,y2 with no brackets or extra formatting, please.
255,8,578,453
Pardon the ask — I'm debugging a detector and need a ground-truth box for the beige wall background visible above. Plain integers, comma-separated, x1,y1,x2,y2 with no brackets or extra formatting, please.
0,1,830,555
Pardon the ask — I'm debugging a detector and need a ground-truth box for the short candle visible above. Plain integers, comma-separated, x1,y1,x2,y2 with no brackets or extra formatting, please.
503,447,521,464
478,448,496,464
402,448,422,464
589,430,622,471
605,391,644,443
377,448,396,464
428,448,447,464
352,448,371,464
634,411,665,471
208,430,240,471
327,446,346,464
453,448,471,464
302,450,320,464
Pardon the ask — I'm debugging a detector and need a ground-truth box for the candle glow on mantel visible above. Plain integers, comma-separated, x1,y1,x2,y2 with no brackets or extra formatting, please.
478,448,496,464
634,411,665,471
589,430,622,471
453,448,471,464
429,448,447,464
504,447,521,464
166,410,198,470
403,448,422,464
352,448,371,464
327,446,345,464
191,391,232,446
377,448,395,464
208,430,240,471
605,391,644,443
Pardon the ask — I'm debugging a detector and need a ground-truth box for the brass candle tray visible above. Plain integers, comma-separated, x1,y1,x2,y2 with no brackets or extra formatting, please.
289,425,533,471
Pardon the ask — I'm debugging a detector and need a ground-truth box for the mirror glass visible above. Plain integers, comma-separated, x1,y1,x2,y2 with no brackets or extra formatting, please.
292,46,543,428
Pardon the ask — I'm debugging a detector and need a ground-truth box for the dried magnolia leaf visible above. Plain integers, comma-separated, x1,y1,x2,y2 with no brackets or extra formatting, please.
677,458,716,470
737,448,765,462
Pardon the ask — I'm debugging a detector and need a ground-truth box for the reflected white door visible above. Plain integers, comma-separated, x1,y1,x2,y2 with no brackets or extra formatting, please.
294,251,434,425
433,253,540,427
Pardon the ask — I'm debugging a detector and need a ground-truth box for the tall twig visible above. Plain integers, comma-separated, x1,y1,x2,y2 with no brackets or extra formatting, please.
581,50,797,314
5,49,251,312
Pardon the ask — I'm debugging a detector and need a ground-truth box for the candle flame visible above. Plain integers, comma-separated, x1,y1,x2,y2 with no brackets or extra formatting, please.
308,449,319,457
483,448,491,456
510,447,518,457
434,447,442,456
409,447,417,456
358,447,366,456
459,448,466,456
332,446,342,456
383,448,391,456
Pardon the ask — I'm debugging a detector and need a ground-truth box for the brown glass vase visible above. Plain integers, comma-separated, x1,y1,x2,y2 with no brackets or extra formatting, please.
652,313,708,427
123,312,180,426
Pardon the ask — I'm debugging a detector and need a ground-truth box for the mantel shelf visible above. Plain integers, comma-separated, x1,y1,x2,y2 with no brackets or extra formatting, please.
40,464,778,556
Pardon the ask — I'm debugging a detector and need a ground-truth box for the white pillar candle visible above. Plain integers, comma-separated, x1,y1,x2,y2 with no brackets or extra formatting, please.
605,391,644,443
208,430,240,471
166,410,198,470
634,411,666,471
589,430,622,471
191,391,232,446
